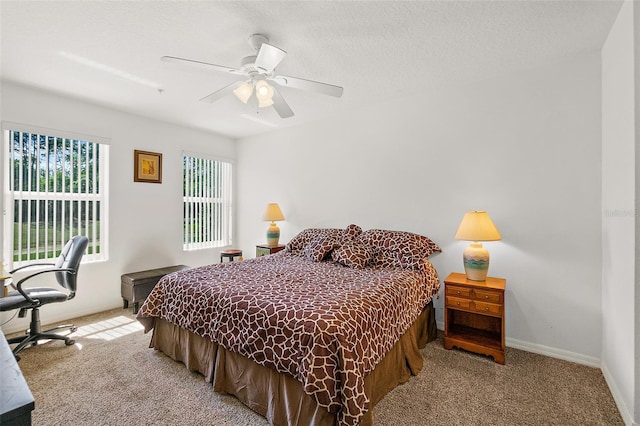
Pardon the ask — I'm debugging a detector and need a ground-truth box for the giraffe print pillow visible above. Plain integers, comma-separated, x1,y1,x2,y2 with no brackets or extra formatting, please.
343,223,363,240
331,240,373,269
287,225,363,258
357,229,441,270
304,234,339,261
286,228,342,255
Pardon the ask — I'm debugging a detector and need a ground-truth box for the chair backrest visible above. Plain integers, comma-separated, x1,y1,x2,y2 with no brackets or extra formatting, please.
54,236,89,293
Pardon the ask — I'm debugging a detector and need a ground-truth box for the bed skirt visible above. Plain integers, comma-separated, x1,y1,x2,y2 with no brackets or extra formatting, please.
149,301,436,425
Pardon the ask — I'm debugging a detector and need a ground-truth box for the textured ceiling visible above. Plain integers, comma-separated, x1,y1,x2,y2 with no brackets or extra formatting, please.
0,1,623,139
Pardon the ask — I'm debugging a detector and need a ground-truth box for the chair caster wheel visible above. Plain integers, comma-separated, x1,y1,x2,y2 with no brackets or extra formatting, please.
70,326,78,333
65,339,75,346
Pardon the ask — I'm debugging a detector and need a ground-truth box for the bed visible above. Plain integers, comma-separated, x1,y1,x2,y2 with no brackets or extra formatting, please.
137,226,441,425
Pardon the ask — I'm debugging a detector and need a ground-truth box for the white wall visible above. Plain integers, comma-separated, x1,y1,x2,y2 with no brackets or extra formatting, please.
237,52,603,361
635,3,640,422
0,82,236,334
636,1,640,420
601,1,637,424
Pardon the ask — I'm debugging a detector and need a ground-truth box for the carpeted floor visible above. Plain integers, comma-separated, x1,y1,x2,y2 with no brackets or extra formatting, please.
6,308,623,425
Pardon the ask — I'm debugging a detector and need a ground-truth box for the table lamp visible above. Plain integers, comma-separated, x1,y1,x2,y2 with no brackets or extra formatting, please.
263,203,285,246
454,211,501,281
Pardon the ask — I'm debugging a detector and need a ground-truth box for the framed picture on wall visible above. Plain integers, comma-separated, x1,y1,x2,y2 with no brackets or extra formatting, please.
134,150,162,183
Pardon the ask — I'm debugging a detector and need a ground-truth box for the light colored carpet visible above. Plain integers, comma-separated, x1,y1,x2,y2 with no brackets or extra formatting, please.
6,308,623,425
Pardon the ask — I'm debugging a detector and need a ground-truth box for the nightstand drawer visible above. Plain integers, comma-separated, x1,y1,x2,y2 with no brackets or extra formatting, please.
256,244,285,257
473,301,503,316
473,289,502,304
256,246,272,257
446,285,472,299
446,296,471,310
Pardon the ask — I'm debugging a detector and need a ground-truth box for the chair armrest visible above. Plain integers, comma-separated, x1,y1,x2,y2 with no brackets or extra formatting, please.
14,268,77,304
9,263,56,274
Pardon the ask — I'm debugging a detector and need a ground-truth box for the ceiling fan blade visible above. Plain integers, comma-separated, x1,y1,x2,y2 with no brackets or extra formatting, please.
254,43,287,73
200,81,244,103
271,86,294,119
271,75,343,98
161,55,243,75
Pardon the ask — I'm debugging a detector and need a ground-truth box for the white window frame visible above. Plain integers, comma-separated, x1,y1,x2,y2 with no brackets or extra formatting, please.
2,122,109,268
182,151,233,250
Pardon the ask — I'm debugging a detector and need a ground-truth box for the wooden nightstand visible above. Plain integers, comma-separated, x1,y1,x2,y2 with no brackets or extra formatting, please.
443,272,506,364
256,244,285,257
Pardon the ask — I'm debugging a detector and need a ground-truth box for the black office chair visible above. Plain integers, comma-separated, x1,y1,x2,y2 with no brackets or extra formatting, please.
1,235,88,358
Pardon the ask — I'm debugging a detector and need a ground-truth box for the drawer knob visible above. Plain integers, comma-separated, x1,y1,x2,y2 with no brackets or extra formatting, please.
485,295,489,299
456,291,460,295
456,302,460,306
485,307,489,311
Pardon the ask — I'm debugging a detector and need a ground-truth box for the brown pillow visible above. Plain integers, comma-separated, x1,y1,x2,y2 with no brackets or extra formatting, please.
332,240,373,269
342,224,363,240
357,229,441,269
304,234,338,262
286,228,342,255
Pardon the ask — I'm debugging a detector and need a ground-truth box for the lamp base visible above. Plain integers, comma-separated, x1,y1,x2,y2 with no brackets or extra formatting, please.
463,242,490,281
266,222,280,246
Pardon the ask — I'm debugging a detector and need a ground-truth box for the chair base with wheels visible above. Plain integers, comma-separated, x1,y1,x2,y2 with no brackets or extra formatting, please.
6,305,78,360
0,236,88,360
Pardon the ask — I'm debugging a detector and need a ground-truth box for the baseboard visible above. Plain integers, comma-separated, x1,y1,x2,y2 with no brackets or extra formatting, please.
506,337,601,367
435,321,600,367
601,361,638,426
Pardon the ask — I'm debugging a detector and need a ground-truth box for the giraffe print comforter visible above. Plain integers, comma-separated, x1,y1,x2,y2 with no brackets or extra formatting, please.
137,251,440,425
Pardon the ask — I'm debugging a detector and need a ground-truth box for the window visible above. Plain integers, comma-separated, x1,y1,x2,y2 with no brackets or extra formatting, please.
3,125,109,268
183,153,233,250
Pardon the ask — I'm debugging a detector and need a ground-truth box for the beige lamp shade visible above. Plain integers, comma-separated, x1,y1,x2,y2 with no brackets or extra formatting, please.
263,203,285,222
263,203,285,246
454,211,501,242
455,211,501,282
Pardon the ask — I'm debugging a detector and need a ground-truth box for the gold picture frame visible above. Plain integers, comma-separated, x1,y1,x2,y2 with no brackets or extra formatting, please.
134,150,162,183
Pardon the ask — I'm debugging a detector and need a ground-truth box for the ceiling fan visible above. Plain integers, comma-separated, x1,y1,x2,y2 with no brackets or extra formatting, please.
162,34,344,119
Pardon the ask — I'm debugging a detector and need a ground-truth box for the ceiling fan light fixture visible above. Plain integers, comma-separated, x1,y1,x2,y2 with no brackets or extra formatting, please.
255,80,275,107
233,81,253,104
